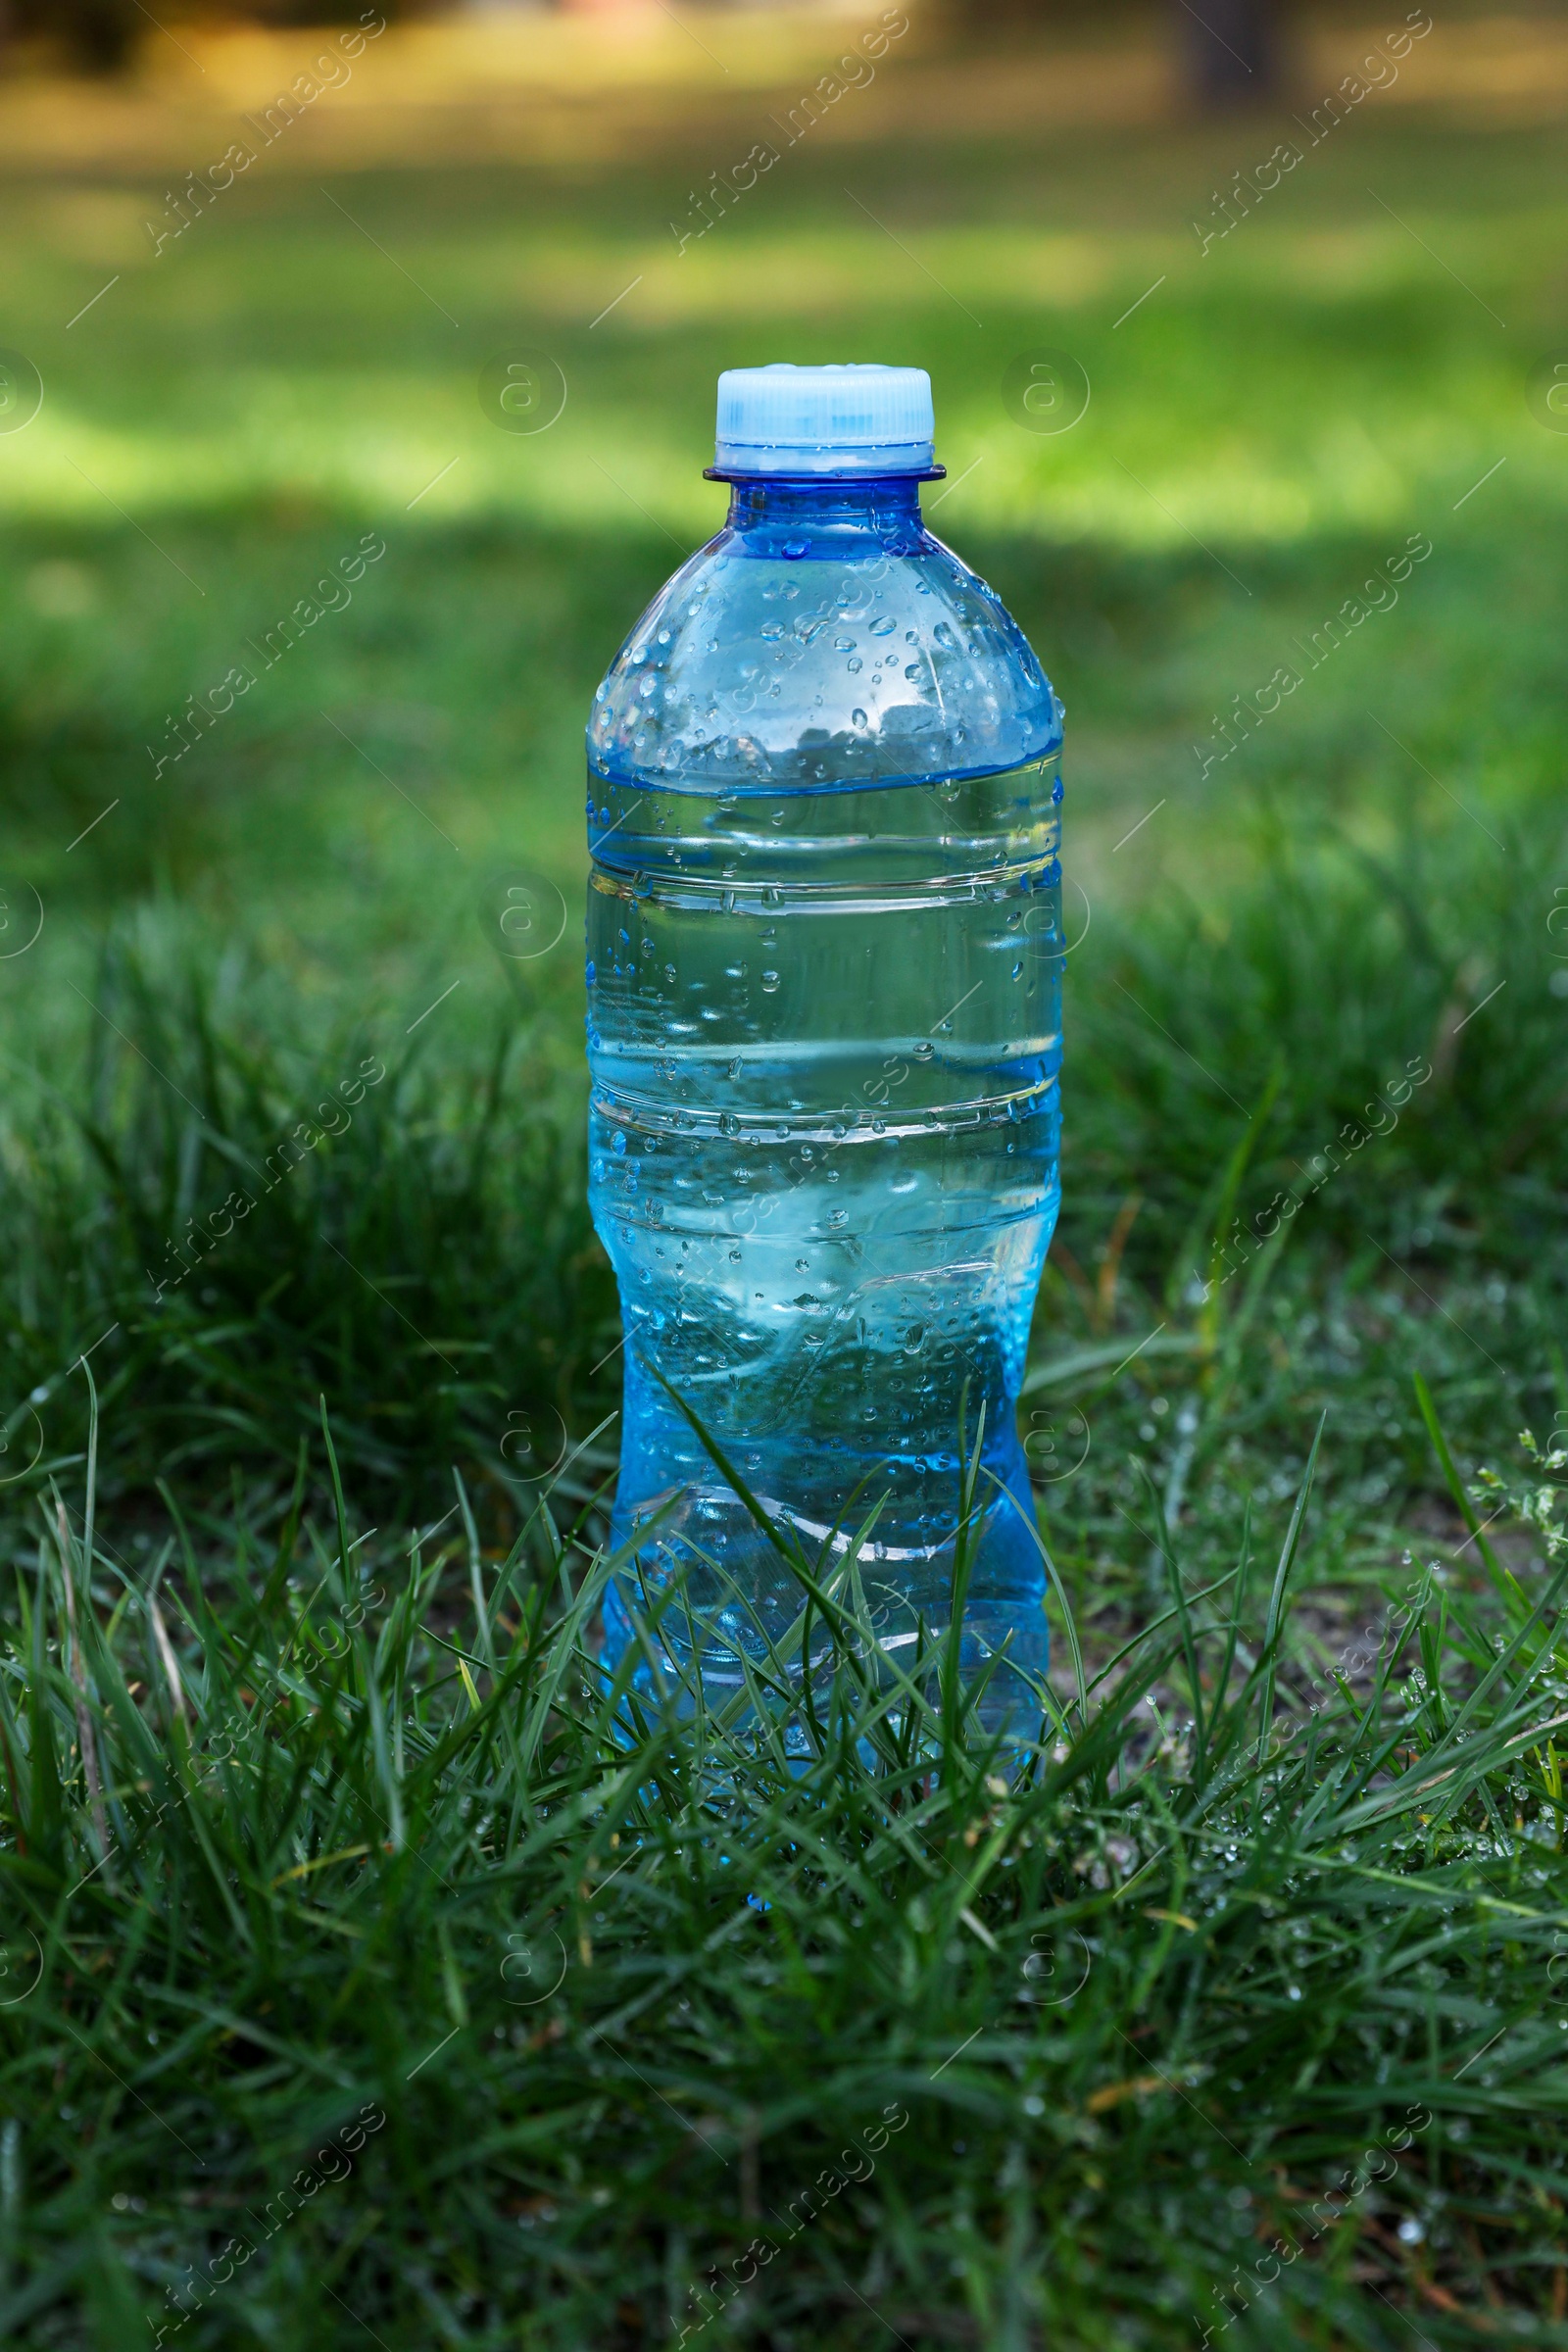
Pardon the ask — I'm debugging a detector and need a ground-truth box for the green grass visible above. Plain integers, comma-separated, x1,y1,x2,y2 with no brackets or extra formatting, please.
2,24,1568,2343
2,1385,1566,2349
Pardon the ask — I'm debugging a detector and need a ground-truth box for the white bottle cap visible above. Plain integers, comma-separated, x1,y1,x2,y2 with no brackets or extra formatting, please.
714,363,935,476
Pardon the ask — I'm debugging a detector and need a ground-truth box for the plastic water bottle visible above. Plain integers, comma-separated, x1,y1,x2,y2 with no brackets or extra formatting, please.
586,364,1063,1721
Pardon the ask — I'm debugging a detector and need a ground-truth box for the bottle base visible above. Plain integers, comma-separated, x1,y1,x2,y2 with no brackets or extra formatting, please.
599,1482,1050,1741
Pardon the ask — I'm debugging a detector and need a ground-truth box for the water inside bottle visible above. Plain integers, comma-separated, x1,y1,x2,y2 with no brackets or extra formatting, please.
587,753,1062,1713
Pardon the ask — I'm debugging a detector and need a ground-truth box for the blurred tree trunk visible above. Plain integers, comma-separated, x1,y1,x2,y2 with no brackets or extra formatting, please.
940,0,1286,96
1177,0,1280,106
11,0,139,71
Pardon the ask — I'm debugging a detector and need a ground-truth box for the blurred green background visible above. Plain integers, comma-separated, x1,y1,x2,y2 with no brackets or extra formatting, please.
3,0,1560,942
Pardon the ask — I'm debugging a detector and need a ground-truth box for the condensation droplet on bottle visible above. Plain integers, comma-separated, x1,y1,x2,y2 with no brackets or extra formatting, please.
760,970,780,993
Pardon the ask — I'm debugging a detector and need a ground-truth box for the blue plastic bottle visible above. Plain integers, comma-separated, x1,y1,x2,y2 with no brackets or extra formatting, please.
586,365,1063,1719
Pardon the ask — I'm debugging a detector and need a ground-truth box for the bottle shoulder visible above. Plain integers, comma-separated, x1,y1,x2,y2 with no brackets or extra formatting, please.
586,523,1062,794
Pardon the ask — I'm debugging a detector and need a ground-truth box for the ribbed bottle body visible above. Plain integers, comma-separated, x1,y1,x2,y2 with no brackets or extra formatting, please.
585,476,1063,1705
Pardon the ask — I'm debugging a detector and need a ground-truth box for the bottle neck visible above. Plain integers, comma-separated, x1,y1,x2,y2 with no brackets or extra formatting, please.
724,474,925,545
